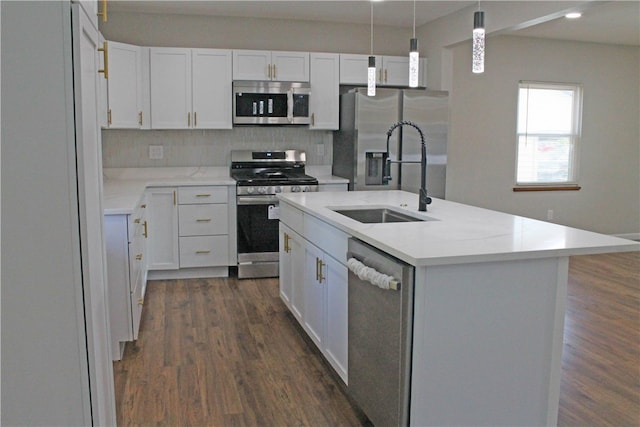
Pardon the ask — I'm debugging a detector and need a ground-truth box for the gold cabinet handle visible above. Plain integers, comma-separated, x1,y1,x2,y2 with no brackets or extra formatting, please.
187,112,191,127
137,298,144,306
384,69,388,83
194,112,197,127
138,111,143,126
196,250,211,254
196,194,211,198
143,220,148,238
378,68,382,83
196,218,211,222
107,109,112,125
267,64,272,79
318,259,325,283
311,113,315,127
140,204,146,209
283,232,291,253
98,41,108,79
97,0,108,22
134,218,141,224
273,64,277,80
135,254,143,261
315,257,320,281
173,190,177,205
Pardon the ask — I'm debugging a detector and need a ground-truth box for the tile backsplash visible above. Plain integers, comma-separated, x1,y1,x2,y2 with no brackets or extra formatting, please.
102,127,333,168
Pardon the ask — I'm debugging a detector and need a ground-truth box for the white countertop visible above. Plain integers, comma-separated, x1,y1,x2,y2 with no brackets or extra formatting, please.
277,190,639,266
102,166,348,215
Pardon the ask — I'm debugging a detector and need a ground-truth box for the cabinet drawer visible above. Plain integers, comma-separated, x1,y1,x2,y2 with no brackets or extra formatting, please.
280,202,304,235
179,235,229,268
178,204,228,236
304,214,348,264
178,186,227,204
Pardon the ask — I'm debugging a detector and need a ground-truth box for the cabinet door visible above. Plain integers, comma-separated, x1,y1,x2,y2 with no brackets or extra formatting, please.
309,53,339,130
146,187,179,270
279,224,305,323
419,58,427,88
381,56,409,86
107,41,142,128
150,48,192,129
339,54,380,85
279,224,293,309
272,51,309,82
233,50,271,81
192,49,232,129
324,254,348,384
97,32,109,129
304,242,326,348
139,48,151,129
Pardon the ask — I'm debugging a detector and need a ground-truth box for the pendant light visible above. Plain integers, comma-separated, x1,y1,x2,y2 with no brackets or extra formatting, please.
408,0,419,87
472,4,485,74
367,1,376,96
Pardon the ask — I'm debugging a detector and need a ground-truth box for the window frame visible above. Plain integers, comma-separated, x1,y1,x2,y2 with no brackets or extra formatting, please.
514,81,583,190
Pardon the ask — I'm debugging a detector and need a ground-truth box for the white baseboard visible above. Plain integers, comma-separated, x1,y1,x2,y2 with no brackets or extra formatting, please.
148,266,229,280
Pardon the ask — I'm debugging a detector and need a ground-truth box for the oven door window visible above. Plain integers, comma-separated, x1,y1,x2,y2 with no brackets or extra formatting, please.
237,202,279,254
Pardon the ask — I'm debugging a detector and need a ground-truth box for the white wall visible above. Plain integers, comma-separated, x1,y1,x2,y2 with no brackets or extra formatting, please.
447,35,639,235
1,2,92,424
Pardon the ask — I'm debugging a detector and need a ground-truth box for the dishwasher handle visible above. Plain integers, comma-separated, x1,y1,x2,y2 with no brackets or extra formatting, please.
346,254,401,291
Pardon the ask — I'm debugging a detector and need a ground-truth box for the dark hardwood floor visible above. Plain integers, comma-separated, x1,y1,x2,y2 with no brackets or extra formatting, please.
114,252,639,426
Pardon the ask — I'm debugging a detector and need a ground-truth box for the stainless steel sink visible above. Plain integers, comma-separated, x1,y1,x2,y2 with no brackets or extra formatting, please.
332,207,428,223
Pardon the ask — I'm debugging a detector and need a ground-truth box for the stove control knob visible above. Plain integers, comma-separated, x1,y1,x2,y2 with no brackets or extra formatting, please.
258,187,267,195
302,186,310,192
291,186,301,193
274,186,282,194
246,187,256,194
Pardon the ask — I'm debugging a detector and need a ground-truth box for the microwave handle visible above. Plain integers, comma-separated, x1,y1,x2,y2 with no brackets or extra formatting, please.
287,89,294,123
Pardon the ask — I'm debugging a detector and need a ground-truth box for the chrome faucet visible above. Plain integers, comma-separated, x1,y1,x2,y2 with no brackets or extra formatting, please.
383,120,432,212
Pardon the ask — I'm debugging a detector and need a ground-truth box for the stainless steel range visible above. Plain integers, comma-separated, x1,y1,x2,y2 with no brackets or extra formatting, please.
231,150,318,279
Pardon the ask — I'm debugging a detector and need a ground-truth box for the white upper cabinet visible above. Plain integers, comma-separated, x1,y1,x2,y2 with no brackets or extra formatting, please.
106,41,144,128
233,50,310,82
150,47,232,129
340,53,427,87
309,52,339,130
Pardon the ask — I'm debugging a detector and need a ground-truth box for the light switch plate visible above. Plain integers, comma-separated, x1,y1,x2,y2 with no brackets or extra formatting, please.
149,145,163,160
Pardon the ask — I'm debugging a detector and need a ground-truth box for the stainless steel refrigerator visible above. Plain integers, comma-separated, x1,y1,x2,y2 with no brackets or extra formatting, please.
333,88,448,198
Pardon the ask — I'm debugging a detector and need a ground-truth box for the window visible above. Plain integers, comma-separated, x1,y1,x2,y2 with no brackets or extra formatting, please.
516,81,582,187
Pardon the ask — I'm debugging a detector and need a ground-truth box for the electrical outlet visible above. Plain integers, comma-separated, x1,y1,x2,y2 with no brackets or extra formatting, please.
149,145,163,160
547,209,554,221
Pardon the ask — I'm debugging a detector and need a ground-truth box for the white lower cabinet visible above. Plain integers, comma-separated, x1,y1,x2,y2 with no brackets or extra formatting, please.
146,187,179,270
105,197,148,360
279,203,348,384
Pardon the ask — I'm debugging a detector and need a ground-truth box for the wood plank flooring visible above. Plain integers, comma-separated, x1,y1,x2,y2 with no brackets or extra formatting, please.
114,252,639,426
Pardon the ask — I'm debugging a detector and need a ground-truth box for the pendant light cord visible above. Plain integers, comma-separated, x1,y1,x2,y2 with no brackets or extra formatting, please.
370,2,374,55
413,0,416,38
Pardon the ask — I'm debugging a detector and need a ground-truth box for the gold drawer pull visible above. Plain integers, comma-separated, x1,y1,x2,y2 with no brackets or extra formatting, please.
134,218,141,224
137,298,144,306
143,220,148,238
196,194,211,197
196,218,211,222
135,254,143,261
140,204,146,209
195,250,211,254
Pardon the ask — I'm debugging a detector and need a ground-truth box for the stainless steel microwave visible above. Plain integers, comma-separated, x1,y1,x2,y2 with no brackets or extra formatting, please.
233,81,311,125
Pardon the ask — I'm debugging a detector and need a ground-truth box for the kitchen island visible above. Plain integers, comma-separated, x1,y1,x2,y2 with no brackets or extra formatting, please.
277,190,638,427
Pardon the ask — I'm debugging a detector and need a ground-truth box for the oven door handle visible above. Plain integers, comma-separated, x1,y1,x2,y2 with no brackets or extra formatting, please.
237,196,280,205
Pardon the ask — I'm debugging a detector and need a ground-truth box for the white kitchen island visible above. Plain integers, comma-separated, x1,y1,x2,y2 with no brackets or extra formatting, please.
277,190,639,427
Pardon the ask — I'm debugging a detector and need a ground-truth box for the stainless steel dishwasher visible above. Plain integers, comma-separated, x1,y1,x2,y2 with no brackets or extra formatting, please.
347,238,415,427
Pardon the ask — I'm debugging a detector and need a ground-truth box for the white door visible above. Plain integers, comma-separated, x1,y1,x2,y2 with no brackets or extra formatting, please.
382,56,410,86
146,187,179,270
304,242,325,348
232,49,271,80
107,41,142,128
192,49,232,129
271,51,310,82
150,47,192,129
72,4,116,425
309,53,339,130
323,255,348,383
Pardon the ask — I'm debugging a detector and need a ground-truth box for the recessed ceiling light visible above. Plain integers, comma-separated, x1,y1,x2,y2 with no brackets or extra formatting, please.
565,12,582,19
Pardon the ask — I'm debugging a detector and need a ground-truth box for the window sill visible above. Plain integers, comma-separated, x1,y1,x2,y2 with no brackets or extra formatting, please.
513,185,581,192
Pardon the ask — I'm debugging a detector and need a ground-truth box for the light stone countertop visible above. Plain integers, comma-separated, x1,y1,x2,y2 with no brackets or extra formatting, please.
103,166,348,215
277,190,639,267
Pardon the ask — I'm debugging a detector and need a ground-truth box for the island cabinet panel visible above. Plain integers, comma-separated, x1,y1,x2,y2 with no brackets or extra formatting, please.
279,224,305,322
410,258,569,427
279,200,348,384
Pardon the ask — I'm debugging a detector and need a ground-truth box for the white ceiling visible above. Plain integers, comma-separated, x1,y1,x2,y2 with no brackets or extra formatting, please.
108,1,640,46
